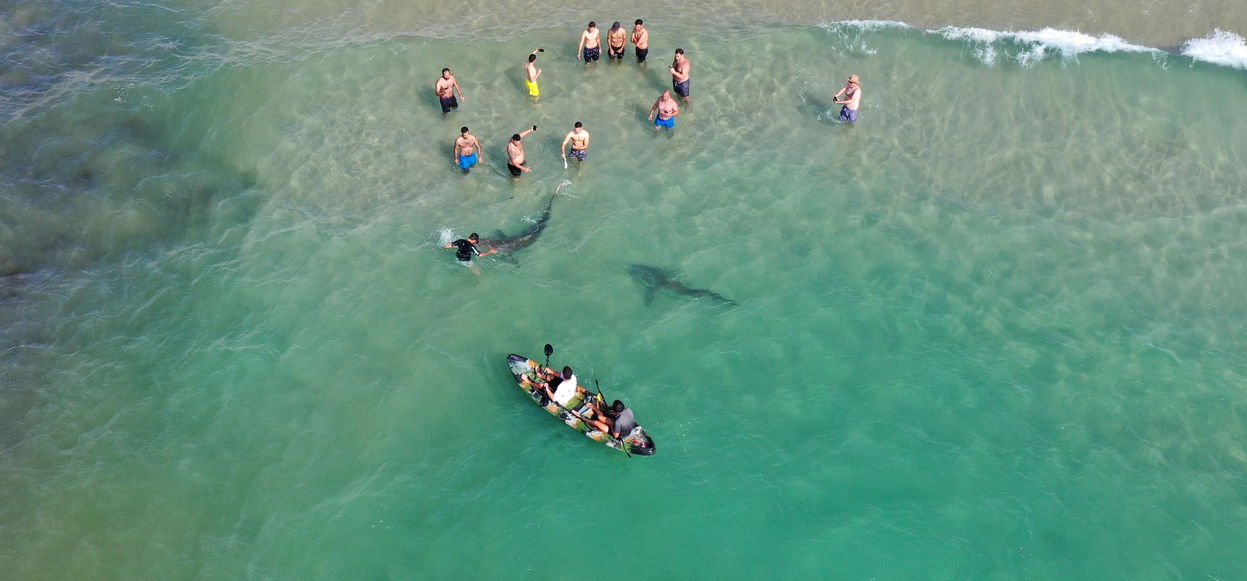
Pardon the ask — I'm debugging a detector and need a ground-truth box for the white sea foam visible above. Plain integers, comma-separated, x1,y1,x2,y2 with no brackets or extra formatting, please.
944,27,1152,55
818,21,908,57
829,21,1165,66
1181,29,1247,69
831,21,1247,71
824,20,911,32
936,26,1159,66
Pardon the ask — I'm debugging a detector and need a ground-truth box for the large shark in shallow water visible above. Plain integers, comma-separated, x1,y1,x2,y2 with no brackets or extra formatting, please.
477,184,563,263
627,264,737,307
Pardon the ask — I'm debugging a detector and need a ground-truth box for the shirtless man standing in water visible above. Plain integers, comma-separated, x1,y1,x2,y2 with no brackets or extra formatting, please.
453,127,483,173
607,22,627,60
434,68,465,114
560,122,591,165
507,125,537,176
524,48,543,98
648,90,680,130
670,49,691,103
631,19,649,64
577,22,601,62
833,74,861,123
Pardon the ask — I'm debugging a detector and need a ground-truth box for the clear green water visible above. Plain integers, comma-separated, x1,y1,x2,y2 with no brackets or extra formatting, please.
3,12,1247,581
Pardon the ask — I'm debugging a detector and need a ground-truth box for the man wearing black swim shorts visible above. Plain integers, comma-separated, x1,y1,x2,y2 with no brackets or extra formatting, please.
607,22,627,60
507,125,537,177
434,68,465,114
631,19,649,64
670,48,691,102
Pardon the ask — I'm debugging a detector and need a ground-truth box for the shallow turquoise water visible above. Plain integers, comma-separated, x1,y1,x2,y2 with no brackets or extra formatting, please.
2,9,1247,580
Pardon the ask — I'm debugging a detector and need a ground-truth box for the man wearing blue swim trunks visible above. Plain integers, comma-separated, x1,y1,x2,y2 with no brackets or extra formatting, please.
453,127,483,173
670,48,691,103
833,74,861,123
648,90,680,130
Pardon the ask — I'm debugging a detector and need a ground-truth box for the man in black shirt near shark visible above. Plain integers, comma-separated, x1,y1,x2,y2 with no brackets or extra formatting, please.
444,233,497,271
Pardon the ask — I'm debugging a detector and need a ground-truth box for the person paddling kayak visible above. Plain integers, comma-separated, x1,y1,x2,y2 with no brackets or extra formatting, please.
607,400,637,439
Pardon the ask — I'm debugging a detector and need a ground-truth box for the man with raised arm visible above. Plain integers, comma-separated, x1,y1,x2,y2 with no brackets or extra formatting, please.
524,48,543,97
507,125,537,176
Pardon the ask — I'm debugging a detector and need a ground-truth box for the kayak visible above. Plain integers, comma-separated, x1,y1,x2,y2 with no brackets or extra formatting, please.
506,353,656,456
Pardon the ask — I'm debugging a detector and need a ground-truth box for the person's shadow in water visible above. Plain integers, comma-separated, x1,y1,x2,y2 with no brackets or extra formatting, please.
798,92,844,126
634,55,673,93
634,104,651,125
508,73,527,95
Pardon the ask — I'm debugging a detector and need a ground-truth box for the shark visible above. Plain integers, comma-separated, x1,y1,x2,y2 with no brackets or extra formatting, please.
627,264,737,307
477,183,564,263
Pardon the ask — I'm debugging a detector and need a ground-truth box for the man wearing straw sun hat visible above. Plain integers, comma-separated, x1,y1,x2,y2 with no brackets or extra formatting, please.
833,74,862,123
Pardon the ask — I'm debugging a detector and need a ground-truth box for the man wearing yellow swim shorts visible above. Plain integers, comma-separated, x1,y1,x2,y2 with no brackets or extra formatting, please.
525,48,543,97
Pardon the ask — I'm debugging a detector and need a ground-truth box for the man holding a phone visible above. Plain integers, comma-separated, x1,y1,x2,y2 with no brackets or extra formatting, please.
524,48,544,97
833,74,861,123
669,48,691,103
507,125,538,177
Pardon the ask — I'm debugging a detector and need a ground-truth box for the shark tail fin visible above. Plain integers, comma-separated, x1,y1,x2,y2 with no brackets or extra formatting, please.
543,183,565,215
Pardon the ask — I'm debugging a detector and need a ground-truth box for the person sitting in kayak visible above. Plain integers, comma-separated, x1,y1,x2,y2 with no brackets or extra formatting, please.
548,366,582,406
522,365,583,407
607,400,637,439
519,364,559,393
581,394,614,434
